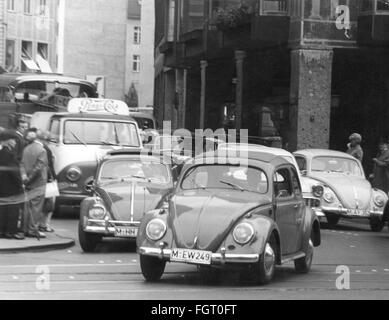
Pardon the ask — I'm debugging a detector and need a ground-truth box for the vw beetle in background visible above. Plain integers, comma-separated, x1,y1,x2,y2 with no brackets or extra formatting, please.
78,150,176,252
294,149,388,231
137,150,321,284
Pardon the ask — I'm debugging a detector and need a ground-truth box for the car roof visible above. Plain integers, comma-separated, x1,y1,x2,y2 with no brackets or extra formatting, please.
50,113,137,121
0,72,95,88
193,150,292,166
104,149,172,164
129,112,154,119
294,149,356,160
218,143,294,158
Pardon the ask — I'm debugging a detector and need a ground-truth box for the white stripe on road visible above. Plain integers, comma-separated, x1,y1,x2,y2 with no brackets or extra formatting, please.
0,263,139,269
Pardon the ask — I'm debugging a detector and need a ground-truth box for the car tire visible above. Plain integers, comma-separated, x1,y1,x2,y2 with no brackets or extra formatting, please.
78,220,102,253
325,214,340,227
253,235,276,285
140,255,166,282
294,239,314,274
369,217,385,232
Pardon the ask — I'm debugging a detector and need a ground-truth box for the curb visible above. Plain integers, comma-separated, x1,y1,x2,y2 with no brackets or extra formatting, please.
0,234,75,253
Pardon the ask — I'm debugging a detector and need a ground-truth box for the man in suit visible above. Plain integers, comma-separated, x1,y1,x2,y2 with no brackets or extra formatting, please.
21,128,48,238
0,131,25,240
13,119,29,162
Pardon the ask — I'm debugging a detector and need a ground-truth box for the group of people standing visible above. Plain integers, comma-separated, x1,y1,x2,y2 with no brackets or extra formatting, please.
346,133,389,194
0,120,56,240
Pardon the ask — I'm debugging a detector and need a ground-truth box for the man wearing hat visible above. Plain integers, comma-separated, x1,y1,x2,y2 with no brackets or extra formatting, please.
0,131,25,240
346,133,364,162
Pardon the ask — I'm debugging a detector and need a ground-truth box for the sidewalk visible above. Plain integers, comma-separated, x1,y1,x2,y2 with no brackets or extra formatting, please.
0,231,75,253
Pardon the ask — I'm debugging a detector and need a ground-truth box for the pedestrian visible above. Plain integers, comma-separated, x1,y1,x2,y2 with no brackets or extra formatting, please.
0,131,25,240
13,119,29,162
370,142,389,194
21,128,48,239
37,130,56,233
346,133,363,162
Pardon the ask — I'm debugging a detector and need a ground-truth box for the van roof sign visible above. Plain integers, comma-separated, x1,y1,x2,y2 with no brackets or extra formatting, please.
67,98,130,116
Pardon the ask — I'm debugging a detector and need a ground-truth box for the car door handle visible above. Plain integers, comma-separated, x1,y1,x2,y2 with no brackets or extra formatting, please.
296,218,303,225
294,204,299,209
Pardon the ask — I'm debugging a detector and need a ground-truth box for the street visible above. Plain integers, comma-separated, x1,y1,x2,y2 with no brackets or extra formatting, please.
0,217,388,300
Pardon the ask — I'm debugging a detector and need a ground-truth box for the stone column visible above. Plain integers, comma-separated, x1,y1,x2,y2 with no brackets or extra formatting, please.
289,49,334,151
175,68,188,129
200,60,208,130
235,50,246,132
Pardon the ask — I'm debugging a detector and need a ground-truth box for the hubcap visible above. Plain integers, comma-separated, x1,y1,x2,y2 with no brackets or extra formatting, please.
264,243,275,274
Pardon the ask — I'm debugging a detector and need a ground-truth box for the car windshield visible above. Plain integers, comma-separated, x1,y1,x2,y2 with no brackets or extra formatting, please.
311,156,363,176
181,165,268,193
64,120,140,147
99,159,170,184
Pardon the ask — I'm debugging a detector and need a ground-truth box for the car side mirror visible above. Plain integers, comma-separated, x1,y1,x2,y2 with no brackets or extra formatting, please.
85,180,95,193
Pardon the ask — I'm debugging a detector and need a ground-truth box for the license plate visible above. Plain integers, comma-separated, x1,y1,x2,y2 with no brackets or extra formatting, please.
170,249,212,265
114,227,138,238
352,209,369,217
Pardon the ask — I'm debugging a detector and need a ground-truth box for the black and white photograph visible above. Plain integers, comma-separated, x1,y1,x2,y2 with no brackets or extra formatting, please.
0,0,388,306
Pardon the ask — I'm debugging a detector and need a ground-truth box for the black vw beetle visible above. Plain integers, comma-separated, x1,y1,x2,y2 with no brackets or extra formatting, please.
137,150,321,284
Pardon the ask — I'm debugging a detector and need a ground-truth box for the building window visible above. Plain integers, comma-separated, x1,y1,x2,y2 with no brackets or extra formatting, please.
360,0,373,12
377,0,389,11
132,55,140,72
134,26,141,44
39,0,47,15
261,0,288,14
7,0,15,11
24,0,32,14
5,40,15,69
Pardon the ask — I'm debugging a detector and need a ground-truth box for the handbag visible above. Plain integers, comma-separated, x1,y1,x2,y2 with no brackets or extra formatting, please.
45,180,60,198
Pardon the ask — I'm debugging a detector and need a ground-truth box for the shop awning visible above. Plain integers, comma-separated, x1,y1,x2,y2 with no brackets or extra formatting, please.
21,58,40,71
36,54,53,73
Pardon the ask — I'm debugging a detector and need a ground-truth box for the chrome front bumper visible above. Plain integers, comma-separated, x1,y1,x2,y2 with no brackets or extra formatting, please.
139,247,260,265
84,219,140,236
318,207,384,218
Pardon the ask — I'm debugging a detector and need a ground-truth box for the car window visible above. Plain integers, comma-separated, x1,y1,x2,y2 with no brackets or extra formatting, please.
49,119,60,143
291,169,302,197
274,168,293,198
181,165,268,194
295,156,307,171
99,159,170,184
63,120,140,147
311,156,362,176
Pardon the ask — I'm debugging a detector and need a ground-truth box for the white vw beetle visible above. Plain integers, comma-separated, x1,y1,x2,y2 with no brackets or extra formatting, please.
294,149,388,231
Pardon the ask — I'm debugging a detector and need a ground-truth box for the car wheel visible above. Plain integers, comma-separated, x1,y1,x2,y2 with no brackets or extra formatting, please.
369,217,385,232
253,235,276,285
78,220,102,253
325,214,340,227
294,239,314,274
140,255,166,282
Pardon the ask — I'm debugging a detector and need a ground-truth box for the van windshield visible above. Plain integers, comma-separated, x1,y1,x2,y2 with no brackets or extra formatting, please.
64,120,140,147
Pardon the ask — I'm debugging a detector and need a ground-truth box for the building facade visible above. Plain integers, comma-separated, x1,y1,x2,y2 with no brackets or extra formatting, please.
0,0,58,72
155,0,389,174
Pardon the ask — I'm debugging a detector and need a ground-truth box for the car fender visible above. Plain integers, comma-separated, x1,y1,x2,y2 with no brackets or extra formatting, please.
221,213,282,264
302,206,321,251
80,197,101,229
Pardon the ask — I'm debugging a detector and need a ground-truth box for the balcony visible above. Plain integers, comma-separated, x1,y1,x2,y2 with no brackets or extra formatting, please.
358,0,389,45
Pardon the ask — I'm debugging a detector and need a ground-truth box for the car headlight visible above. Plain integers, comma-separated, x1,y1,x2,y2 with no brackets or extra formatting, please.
312,185,324,198
323,190,336,203
374,194,386,208
88,205,106,220
233,222,255,245
66,166,82,182
146,219,167,241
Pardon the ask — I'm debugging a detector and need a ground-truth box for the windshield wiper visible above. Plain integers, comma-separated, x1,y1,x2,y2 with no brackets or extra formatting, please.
219,180,244,192
100,140,121,146
70,131,87,147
